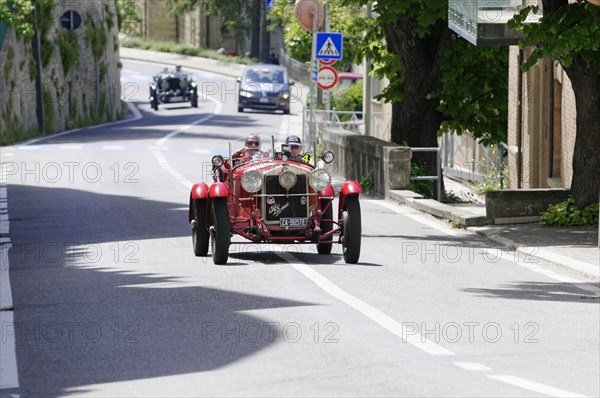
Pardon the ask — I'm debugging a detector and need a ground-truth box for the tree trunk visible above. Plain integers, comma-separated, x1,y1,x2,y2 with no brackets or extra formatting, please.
250,0,261,58
564,58,600,208
259,1,271,63
383,19,451,148
383,19,452,198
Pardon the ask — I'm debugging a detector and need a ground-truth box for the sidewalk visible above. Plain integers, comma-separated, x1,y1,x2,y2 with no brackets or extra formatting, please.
390,186,599,281
120,47,599,282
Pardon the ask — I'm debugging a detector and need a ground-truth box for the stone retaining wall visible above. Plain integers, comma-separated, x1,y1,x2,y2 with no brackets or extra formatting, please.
0,0,121,142
485,189,571,224
322,128,412,197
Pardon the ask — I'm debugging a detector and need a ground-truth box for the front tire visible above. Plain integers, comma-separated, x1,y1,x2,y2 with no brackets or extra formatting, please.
342,195,361,264
191,199,209,256
210,198,230,264
150,88,159,111
317,199,333,254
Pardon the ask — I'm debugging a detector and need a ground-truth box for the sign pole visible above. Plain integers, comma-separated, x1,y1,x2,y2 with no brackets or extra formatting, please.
323,4,330,118
309,9,317,156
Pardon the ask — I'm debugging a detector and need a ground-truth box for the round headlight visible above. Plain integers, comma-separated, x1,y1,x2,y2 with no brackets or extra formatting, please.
212,155,224,167
310,169,331,191
322,151,334,164
241,170,262,193
279,170,297,190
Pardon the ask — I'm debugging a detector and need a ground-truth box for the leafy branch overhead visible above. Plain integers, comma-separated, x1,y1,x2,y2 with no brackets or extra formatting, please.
508,0,600,73
342,0,508,146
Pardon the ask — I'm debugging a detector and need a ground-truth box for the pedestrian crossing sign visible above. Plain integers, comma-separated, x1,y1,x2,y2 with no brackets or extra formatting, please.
316,32,343,61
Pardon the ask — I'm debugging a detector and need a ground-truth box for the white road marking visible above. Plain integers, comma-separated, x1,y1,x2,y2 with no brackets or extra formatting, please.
488,375,588,397
278,114,289,141
276,249,455,356
152,151,194,189
151,90,222,189
0,175,18,389
0,243,13,310
60,144,84,150
453,362,491,371
155,95,222,146
0,312,19,389
102,145,125,151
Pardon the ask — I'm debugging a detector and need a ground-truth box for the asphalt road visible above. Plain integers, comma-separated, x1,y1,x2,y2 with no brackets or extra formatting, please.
0,60,598,397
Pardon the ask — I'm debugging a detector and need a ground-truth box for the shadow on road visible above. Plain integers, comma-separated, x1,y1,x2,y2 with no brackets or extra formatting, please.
5,184,317,397
463,281,599,303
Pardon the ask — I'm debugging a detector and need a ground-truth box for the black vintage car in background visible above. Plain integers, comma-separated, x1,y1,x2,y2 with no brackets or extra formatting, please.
149,65,199,110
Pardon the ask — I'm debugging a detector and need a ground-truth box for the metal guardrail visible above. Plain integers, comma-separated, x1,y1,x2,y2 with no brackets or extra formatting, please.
410,147,442,202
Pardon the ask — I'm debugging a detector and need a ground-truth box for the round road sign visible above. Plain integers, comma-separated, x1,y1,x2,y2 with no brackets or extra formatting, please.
319,58,336,66
295,0,325,31
317,66,338,90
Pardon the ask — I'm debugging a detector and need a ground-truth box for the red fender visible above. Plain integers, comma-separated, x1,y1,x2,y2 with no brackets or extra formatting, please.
319,185,335,198
338,181,362,220
209,182,229,198
190,183,209,199
341,180,363,195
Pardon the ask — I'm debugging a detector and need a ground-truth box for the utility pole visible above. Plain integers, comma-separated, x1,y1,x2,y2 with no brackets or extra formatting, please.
363,2,372,137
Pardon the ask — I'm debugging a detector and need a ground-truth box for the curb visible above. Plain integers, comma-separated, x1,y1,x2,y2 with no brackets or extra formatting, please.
388,189,599,280
388,190,488,227
472,228,600,279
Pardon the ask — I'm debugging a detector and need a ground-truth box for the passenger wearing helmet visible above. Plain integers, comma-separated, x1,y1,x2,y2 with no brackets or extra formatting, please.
284,135,312,164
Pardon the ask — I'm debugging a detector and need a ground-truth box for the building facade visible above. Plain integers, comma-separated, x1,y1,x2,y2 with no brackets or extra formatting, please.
507,46,576,190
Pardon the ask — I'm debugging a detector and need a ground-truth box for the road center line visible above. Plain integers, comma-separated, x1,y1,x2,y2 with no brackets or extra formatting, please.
155,94,222,147
488,375,588,398
275,250,455,356
152,151,194,189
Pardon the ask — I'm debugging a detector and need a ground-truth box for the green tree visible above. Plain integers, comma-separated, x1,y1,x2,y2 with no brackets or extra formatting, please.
0,0,35,36
342,0,508,148
269,0,364,71
162,0,267,60
508,0,600,207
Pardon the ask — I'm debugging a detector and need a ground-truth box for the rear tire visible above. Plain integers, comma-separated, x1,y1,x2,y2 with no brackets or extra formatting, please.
342,195,361,264
191,199,209,256
238,106,244,113
317,199,333,254
211,198,230,264
191,89,198,108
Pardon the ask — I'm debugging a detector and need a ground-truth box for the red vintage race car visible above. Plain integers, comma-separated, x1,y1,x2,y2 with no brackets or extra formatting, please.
188,140,362,264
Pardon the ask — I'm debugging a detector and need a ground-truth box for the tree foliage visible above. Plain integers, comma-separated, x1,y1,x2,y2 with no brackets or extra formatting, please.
268,0,364,70
509,0,600,207
343,0,508,146
161,0,257,48
0,0,53,37
508,0,600,73
0,0,35,36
